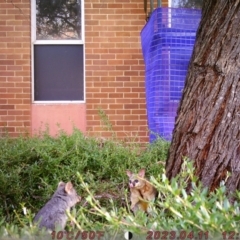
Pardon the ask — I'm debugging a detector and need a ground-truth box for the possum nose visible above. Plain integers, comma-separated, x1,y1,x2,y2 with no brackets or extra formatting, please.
129,183,134,188
76,196,81,202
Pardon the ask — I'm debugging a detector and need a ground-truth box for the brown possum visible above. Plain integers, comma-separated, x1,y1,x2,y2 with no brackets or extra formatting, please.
126,169,157,213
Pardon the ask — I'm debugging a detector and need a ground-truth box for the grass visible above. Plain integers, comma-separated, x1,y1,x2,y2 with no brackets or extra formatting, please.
0,128,239,239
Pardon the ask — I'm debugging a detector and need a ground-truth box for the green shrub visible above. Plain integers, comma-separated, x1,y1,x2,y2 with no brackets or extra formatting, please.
0,129,167,224
0,129,239,239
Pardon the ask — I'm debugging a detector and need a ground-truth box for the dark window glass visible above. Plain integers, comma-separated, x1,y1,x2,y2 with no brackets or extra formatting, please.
172,0,202,8
34,45,84,101
36,0,81,40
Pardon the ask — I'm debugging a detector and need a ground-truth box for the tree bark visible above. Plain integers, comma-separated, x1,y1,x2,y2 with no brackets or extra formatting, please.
166,0,240,194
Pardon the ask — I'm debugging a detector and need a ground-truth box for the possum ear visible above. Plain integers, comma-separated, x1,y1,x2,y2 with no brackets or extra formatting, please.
65,182,73,194
58,181,65,188
138,169,145,178
126,170,132,177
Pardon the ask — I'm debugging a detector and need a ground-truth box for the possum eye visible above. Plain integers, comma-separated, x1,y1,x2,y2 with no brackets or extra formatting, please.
134,179,139,183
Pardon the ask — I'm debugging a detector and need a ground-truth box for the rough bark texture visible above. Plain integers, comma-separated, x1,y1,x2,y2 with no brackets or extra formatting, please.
166,0,240,194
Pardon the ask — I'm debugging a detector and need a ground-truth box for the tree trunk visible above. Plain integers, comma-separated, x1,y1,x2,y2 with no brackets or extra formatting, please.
166,0,240,194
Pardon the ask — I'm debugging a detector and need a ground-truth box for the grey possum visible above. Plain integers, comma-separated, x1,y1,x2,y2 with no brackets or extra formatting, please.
34,181,81,231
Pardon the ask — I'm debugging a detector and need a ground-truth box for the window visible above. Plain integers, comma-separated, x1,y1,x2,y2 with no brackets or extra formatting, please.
169,0,202,8
31,0,84,102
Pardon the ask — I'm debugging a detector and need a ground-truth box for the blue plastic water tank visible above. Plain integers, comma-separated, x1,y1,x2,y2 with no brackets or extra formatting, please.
141,7,201,141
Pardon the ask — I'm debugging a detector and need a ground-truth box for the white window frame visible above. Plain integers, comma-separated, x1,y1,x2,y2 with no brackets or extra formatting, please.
31,0,85,104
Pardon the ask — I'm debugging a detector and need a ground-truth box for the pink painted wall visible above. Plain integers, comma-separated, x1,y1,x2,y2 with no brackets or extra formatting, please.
31,104,86,136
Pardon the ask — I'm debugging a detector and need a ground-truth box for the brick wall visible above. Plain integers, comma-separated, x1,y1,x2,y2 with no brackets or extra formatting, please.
0,0,31,137
85,0,168,143
85,0,147,142
0,0,168,140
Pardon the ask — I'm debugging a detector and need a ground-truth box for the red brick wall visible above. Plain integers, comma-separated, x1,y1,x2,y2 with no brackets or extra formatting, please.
85,0,149,142
0,0,31,137
0,0,169,140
